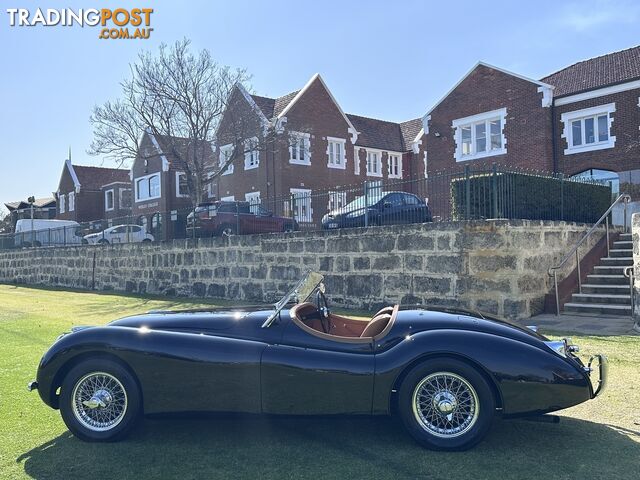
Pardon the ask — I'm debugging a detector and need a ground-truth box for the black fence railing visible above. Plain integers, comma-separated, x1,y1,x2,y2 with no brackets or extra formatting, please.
0,164,613,250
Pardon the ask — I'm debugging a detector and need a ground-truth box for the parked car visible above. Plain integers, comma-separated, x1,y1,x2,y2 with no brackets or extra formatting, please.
29,271,606,450
321,191,432,229
14,219,82,247
186,201,298,237
83,224,154,245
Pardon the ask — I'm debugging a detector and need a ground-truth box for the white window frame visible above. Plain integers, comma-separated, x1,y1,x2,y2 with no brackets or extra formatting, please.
387,152,403,179
219,144,234,175
244,137,260,170
354,147,360,175
105,189,115,211
245,191,261,213
134,172,161,202
59,194,65,214
452,108,507,162
119,188,131,209
327,191,347,211
561,103,616,155
175,172,189,198
68,191,75,212
326,137,346,169
290,188,313,223
366,149,383,177
423,151,428,179
221,195,235,201
289,131,311,165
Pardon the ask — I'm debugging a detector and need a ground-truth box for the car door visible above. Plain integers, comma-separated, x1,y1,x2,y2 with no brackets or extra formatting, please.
401,193,425,224
109,226,125,243
261,313,375,415
380,193,405,225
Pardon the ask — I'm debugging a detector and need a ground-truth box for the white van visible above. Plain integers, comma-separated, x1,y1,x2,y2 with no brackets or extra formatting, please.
14,219,83,247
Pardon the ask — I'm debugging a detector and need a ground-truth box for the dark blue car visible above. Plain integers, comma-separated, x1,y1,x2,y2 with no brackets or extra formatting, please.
321,191,432,229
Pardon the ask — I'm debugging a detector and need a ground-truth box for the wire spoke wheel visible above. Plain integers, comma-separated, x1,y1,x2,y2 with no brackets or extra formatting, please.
412,372,479,438
71,372,128,432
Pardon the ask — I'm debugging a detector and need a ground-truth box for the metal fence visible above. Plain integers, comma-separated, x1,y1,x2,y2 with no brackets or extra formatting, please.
0,164,613,249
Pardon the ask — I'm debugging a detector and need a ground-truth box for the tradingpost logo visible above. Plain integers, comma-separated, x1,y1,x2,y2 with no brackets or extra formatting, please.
6,8,154,39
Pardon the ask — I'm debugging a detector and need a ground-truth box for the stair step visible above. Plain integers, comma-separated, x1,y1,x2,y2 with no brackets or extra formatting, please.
585,274,629,285
619,233,632,241
564,302,631,316
593,265,633,275
613,241,633,248
571,293,631,305
600,257,634,266
609,249,633,258
582,284,631,294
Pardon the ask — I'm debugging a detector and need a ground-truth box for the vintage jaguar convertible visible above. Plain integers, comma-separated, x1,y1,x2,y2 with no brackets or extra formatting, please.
29,271,607,450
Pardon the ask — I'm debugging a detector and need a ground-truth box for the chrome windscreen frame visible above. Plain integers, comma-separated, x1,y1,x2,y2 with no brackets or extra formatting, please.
587,354,608,398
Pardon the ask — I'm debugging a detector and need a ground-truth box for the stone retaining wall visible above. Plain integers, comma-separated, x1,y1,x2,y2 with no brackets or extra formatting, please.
0,220,601,319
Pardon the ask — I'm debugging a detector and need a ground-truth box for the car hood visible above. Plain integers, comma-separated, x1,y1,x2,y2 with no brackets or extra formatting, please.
109,305,275,333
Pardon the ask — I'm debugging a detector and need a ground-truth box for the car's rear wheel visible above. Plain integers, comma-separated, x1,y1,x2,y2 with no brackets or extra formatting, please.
59,359,141,442
97,239,110,245
398,358,495,450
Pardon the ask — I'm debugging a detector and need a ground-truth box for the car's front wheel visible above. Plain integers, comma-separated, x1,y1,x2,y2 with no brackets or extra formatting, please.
398,358,495,450
59,358,141,442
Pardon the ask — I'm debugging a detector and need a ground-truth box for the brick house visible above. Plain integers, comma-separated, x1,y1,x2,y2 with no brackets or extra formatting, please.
130,131,215,240
213,74,424,226
101,181,132,224
55,160,130,224
419,46,640,194
4,197,56,231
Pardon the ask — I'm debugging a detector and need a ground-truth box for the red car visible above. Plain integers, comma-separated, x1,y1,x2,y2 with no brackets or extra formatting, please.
186,201,298,237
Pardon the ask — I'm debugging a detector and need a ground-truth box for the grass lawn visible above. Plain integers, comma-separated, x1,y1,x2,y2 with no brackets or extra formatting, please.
1,284,639,480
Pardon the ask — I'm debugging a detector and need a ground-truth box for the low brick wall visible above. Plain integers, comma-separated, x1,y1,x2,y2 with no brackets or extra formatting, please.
0,220,601,319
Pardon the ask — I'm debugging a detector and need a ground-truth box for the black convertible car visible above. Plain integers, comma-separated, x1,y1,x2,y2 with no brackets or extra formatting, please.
28,272,606,450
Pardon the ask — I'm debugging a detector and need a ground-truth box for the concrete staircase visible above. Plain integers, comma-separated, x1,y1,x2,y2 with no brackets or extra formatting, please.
563,233,633,316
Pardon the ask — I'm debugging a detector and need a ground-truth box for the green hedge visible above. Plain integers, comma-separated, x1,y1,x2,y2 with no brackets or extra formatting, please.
451,171,612,223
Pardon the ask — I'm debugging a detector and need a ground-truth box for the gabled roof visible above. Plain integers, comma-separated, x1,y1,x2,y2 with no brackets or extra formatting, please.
400,118,423,150
541,45,640,97
72,164,130,191
346,114,406,152
422,61,554,119
5,197,56,211
152,133,216,170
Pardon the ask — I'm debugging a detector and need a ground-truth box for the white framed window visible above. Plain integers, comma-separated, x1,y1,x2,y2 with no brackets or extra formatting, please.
452,108,507,162
561,103,616,155
221,195,235,201
387,153,402,179
423,151,428,179
328,191,347,211
366,149,382,177
119,189,132,209
135,172,161,202
327,137,346,169
290,188,313,223
245,191,261,214
68,192,75,212
59,194,65,214
219,144,234,175
289,132,311,165
105,189,115,211
175,172,189,198
354,147,360,175
244,137,260,170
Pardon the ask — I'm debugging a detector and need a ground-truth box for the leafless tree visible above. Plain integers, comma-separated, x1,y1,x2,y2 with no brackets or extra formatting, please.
88,39,294,205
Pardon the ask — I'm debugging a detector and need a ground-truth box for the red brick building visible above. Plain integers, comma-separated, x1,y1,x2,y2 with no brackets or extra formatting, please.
213,74,424,225
55,160,130,224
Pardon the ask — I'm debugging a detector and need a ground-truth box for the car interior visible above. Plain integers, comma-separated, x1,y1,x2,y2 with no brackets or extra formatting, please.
290,302,398,340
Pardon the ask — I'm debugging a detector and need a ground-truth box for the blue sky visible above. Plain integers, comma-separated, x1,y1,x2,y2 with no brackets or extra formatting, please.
1,0,639,212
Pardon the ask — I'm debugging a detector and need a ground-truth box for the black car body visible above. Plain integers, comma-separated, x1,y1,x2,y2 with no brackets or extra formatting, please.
29,272,606,450
322,191,432,229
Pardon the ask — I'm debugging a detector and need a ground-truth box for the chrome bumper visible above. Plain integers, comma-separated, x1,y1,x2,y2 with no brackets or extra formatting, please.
587,354,608,398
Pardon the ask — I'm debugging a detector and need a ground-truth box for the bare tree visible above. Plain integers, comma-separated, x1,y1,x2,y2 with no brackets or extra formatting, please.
89,39,257,205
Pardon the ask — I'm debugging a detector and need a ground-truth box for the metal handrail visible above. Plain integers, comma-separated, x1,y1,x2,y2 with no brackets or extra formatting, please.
624,265,635,318
548,193,631,316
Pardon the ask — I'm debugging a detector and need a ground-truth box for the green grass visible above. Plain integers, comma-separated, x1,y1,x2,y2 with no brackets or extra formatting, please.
1,284,639,480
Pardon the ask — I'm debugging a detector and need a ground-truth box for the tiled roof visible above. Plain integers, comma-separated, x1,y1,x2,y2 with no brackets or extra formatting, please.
400,118,423,150
72,165,130,191
347,114,408,152
5,197,56,210
250,90,299,120
541,45,640,97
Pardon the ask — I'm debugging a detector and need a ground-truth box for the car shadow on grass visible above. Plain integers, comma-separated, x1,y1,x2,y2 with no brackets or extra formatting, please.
17,415,640,480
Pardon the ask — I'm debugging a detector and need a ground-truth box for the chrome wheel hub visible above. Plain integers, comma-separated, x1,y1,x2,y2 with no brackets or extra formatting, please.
71,372,128,432
412,372,479,438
